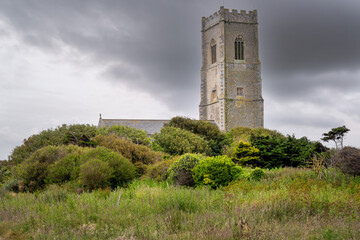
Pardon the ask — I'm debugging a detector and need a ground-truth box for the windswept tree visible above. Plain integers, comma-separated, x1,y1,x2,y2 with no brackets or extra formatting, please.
321,125,350,149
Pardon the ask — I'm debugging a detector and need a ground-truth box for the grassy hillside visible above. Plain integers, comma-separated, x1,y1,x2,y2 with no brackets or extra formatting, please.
1,167,359,240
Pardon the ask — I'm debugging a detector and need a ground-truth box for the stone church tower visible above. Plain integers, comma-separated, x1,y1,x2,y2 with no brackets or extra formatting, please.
199,6,264,131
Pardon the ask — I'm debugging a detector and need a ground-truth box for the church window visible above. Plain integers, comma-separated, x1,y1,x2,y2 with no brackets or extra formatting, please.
235,37,244,60
211,89,217,101
210,39,217,64
237,87,244,97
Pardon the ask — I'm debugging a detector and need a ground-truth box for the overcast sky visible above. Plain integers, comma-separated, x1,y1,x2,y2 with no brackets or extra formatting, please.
1,0,360,159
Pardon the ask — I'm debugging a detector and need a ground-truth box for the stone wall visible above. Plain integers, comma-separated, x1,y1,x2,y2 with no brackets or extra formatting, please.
200,6,264,131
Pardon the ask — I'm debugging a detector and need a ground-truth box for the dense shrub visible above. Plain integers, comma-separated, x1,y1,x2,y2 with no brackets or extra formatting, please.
79,159,112,190
79,146,136,188
232,141,260,166
0,160,11,184
193,156,241,188
224,127,284,156
250,134,326,168
9,124,97,165
97,125,151,146
168,154,204,186
166,116,230,155
15,145,86,191
93,134,163,165
153,127,211,156
46,154,79,184
334,147,360,176
249,167,265,181
144,157,179,181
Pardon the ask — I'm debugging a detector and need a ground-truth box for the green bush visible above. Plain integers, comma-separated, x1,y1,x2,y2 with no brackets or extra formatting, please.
15,145,86,191
168,154,204,186
97,125,151,146
153,127,211,156
79,159,112,190
166,116,230,155
93,134,163,165
144,157,178,181
249,167,265,181
46,154,79,184
224,127,284,157
79,146,136,188
230,165,245,180
250,134,326,169
232,140,260,166
9,124,97,165
193,156,239,188
0,161,11,184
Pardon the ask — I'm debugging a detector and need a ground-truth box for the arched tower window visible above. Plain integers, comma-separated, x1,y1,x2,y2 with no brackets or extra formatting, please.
235,36,244,60
210,39,217,64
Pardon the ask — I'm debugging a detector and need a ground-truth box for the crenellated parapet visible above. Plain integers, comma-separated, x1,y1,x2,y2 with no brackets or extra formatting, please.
202,6,258,31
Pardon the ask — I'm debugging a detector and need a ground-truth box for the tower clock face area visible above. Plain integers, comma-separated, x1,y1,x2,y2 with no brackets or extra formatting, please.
199,7,264,131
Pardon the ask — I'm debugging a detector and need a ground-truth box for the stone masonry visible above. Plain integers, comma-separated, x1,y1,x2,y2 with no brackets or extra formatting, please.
199,6,264,131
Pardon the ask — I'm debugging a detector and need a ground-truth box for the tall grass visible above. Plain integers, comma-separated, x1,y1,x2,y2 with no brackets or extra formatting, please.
0,168,359,239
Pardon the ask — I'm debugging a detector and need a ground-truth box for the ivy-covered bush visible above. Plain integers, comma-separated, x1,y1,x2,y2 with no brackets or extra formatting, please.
97,125,151,146
153,127,211,156
166,116,230,155
232,140,260,166
9,124,97,165
193,156,241,188
93,134,163,165
168,154,204,186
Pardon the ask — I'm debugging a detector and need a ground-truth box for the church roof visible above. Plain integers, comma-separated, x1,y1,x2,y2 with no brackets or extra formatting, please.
98,117,170,135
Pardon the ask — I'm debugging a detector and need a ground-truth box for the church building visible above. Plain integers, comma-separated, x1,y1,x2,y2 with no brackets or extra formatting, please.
199,6,264,131
99,6,264,133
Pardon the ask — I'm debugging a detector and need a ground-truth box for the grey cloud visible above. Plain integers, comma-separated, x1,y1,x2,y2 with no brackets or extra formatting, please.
0,0,360,155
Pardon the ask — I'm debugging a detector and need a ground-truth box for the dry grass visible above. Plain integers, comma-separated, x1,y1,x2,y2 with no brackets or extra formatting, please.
0,168,359,239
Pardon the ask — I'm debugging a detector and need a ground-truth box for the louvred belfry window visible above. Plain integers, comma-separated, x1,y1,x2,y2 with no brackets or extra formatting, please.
235,37,244,60
210,39,217,64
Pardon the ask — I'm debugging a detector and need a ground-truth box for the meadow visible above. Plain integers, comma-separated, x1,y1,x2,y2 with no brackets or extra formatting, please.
1,167,359,240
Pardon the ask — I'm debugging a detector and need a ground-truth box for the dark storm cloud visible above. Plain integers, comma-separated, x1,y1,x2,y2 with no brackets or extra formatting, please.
0,0,359,112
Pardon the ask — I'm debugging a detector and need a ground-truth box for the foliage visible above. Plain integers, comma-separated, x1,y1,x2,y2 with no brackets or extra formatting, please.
144,157,179,181
15,145,86,191
14,145,135,191
321,125,350,149
250,134,326,168
153,127,211,156
79,159,112,190
93,134,163,165
193,156,240,188
0,161,12,184
9,124,97,165
232,140,260,166
249,167,265,181
79,146,136,188
166,116,230,155
97,125,151,146
224,127,284,156
46,154,80,184
334,147,360,176
168,154,204,186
